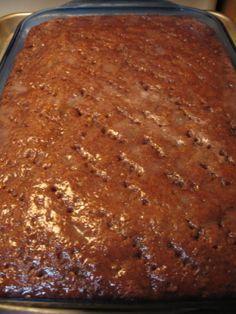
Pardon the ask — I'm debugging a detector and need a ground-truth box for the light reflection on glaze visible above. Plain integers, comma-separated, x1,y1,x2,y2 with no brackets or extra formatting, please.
73,225,97,244
28,193,61,235
27,183,62,237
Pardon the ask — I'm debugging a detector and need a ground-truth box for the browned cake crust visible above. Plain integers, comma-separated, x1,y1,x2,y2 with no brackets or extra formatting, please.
0,15,236,299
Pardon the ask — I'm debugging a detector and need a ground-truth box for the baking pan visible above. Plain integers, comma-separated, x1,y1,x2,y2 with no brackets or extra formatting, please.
0,0,236,313
0,9,235,66
211,11,236,45
0,12,32,61
0,0,236,94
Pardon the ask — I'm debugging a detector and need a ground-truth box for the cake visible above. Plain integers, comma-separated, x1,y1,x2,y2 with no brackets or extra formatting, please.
0,15,235,300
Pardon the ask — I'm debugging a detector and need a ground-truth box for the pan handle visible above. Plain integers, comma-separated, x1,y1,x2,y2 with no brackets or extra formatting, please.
62,0,179,8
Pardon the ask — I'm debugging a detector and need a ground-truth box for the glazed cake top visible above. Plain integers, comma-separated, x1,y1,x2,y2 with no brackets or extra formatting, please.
0,15,235,299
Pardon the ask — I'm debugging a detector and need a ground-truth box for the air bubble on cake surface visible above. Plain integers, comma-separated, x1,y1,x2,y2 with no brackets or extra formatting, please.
181,108,206,125
109,119,140,140
116,106,141,125
143,135,165,157
142,111,187,146
161,127,186,147
165,171,185,188
139,85,160,100
186,219,202,240
90,165,110,182
220,177,231,187
123,180,150,205
186,131,235,171
186,129,214,149
118,152,144,176
167,241,197,268
72,144,100,163
101,127,126,143
218,149,235,165
199,162,218,178
51,180,90,214
193,135,210,147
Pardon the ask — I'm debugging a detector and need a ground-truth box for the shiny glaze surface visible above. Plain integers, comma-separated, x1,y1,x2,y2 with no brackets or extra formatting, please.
0,15,236,299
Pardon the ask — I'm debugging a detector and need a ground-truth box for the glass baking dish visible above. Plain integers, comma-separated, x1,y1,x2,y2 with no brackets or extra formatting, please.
0,0,236,94
0,0,235,312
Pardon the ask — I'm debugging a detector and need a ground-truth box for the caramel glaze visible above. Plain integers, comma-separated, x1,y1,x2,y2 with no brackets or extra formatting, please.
0,15,236,300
